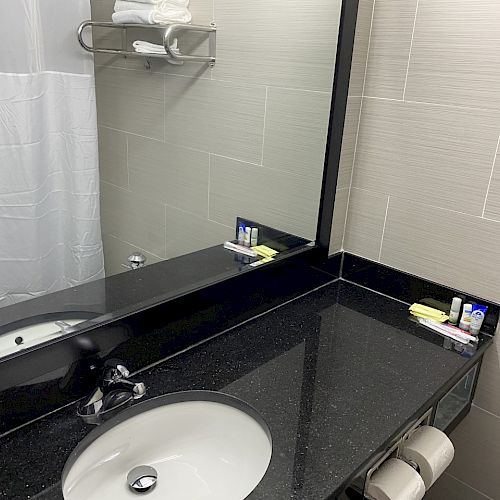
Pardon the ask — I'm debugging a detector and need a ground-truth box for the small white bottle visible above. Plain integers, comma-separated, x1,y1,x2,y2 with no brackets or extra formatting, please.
250,228,258,247
449,297,462,325
244,227,251,247
237,225,245,245
459,303,473,331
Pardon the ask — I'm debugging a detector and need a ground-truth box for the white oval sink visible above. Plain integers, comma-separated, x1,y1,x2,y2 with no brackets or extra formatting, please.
62,391,272,500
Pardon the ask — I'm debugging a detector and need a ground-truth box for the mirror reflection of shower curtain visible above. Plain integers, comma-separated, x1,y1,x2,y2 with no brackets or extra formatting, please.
0,0,104,308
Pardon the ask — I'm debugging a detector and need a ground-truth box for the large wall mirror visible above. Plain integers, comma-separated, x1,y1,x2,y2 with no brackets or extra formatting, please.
0,0,352,360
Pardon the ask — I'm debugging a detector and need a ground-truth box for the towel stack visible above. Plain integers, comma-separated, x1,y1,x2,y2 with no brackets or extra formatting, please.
112,0,192,25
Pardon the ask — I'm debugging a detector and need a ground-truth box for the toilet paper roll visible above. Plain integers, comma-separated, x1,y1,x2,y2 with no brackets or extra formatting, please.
366,458,426,500
400,425,454,489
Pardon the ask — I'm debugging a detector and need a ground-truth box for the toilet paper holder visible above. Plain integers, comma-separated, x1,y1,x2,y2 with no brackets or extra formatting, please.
363,408,433,497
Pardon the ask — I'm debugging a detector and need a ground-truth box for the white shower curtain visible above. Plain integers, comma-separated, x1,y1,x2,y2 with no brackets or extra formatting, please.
0,0,104,308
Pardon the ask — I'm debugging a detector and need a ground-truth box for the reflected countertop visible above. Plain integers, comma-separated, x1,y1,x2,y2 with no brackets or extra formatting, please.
0,280,491,499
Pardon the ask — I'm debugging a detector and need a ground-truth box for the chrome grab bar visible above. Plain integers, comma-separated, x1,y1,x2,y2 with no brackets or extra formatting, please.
77,21,217,66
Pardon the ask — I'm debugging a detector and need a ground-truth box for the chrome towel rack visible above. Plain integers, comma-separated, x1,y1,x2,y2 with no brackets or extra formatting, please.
77,21,217,66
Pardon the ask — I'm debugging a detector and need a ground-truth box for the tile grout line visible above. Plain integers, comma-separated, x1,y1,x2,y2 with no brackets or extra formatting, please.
164,204,168,260
207,217,234,230
472,403,500,422
446,472,495,500
126,135,130,190
101,179,132,193
207,154,211,219
99,125,164,144
363,95,497,114
260,86,269,166
402,0,419,101
349,186,500,225
99,126,265,168
340,0,376,251
107,233,165,262
99,64,332,95
378,195,390,262
482,134,500,217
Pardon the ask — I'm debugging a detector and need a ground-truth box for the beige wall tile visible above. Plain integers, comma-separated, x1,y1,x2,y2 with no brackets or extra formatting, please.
425,473,490,500
213,0,340,91
447,405,500,499
102,234,162,277
128,135,209,217
474,335,500,418
364,0,418,99
338,97,362,191
263,88,331,179
98,127,128,189
164,76,266,164
329,188,349,254
380,197,500,303
483,145,500,221
349,0,373,97
344,188,388,262
100,181,166,258
406,0,500,110
352,98,500,216
209,155,320,241
166,207,233,259
95,67,164,140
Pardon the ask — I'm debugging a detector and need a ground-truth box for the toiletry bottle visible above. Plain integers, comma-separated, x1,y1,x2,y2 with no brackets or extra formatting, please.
237,224,245,245
244,227,251,247
449,297,462,325
470,304,488,336
250,228,258,247
459,304,473,331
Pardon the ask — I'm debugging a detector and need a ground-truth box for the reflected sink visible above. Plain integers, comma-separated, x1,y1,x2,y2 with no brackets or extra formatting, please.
0,317,90,358
62,391,272,500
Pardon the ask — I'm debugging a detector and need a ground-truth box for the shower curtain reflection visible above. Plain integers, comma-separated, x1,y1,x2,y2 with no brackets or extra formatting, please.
0,0,104,308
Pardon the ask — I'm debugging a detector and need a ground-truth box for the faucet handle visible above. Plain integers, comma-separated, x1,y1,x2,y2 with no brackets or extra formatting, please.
102,359,130,385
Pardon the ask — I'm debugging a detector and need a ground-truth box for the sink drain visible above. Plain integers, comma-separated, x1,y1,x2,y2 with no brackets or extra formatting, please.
127,465,158,494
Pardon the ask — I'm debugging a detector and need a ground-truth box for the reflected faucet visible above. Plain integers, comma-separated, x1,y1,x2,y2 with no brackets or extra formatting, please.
77,359,146,425
122,252,147,270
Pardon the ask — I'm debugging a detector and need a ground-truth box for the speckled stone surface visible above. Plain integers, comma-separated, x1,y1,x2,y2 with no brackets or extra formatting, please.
0,281,490,499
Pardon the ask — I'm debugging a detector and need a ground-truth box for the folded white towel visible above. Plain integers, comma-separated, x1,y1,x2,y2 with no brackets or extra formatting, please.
114,1,153,11
124,0,162,3
114,1,190,12
112,8,191,24
127,0,189,5
152,7,191,23
132,39,184,65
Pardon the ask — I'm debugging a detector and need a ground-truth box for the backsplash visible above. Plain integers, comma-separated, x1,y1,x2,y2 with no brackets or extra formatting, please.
90,0,341,276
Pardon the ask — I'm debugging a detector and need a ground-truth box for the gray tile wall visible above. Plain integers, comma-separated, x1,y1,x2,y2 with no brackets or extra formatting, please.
91,0,340,275
331,1,500,498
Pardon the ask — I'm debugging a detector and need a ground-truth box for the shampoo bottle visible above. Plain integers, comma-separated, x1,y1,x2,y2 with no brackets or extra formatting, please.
459,303,473,331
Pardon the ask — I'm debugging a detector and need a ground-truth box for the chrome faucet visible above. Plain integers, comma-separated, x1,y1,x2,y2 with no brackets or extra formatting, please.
77,359,146,425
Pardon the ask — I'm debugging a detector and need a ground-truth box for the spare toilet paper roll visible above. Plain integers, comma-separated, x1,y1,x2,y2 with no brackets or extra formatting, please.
366,458,426,500
400,425,454,490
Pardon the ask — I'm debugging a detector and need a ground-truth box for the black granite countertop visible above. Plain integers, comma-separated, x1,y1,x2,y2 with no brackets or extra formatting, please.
0,280,491,499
